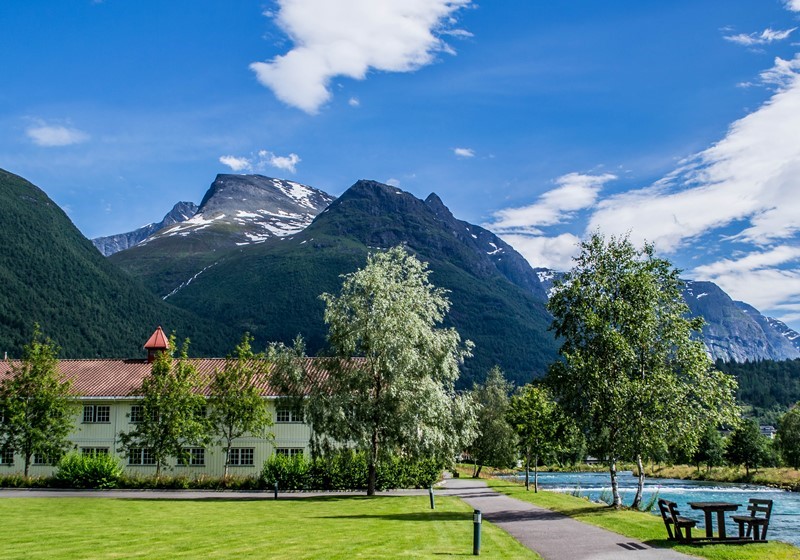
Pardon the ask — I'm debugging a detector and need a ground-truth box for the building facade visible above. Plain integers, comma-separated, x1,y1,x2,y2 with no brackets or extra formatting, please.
0,327,315,478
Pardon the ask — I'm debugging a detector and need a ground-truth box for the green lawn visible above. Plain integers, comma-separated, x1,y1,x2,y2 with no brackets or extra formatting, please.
485,478,800,560
0,495,540,559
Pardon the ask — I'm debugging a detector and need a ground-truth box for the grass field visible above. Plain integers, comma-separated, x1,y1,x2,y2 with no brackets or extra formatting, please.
0,494,541,559
485,478,800,560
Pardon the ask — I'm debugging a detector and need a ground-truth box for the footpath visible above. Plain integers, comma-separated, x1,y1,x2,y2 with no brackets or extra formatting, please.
440,477,697,560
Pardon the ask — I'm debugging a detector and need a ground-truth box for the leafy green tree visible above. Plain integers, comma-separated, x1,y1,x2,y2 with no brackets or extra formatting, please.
506,384,564,492
777,405,800,469
468,367,518,477
285,246,476,495
547,233,738,508
118,337,209,477
692,423,726,472
726,418,769,476
0,325,75,477
208,333,273,477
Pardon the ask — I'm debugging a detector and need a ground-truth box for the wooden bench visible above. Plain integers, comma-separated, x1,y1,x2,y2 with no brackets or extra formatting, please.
658,499,697,542
731,498,773,541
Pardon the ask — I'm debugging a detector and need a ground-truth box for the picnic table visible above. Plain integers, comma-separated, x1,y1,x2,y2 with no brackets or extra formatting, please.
688,501,740,540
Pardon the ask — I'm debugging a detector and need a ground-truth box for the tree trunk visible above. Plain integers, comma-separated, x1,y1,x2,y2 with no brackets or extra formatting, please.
533,453,539,493
223,443,231,479
24,452,31,478
631,454,645,509
367,428,378,496
474,464,482,478
524,449,531,491
609,458,622,508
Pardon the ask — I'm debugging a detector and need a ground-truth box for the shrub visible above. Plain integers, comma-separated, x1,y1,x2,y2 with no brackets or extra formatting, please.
261,454,310,490
54,452,123,489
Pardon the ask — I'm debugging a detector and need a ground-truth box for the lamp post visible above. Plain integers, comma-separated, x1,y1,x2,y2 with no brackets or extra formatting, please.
429,485,435,509
473,509,482,555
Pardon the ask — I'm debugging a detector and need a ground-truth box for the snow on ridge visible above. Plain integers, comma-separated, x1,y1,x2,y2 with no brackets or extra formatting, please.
696,292,708,299
487,242,502,256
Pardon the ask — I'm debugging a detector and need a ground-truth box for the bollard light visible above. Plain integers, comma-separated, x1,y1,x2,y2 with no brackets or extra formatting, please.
473,509,482,556
429,485,435,510
274,481,279,500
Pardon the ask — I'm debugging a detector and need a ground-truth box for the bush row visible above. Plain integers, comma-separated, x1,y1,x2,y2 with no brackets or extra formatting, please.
261,451,443,491
0,451,443,491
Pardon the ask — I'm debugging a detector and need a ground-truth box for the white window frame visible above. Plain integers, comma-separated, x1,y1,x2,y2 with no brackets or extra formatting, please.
81,447,110,457
177,447,205,467
83,405,111,423
275,447,304,458
128,448,156,466
129,405,143,423
276,408,304,423
227,447,255,466
1,448,14,465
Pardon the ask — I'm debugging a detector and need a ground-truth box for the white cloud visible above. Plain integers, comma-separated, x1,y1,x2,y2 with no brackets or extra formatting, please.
487,172,615,233
260,150,301,173
219,150,302,174
386,178,401,187
219,155,252,172
587,55,800,252
454,147,475,158
786,0,800,12
26,123,89,147
499,233,581,271
250,0,472,113
724,27,796,46
760,54,800,87
348,97,361,107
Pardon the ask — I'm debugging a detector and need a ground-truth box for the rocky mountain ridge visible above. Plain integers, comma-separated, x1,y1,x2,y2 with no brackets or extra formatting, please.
92,201,198,256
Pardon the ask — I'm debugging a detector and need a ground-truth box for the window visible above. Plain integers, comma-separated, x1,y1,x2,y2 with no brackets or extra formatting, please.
83,405,110,423
276,408,303,423
130,405,143,423
128,448,156,466
177,448,205,466
227,447,255,466
275,448,304,458
1,448,14,465
34,453,57,465
81,447,109,457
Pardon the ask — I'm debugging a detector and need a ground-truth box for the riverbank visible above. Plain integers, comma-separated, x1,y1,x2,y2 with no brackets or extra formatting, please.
644,464,800,492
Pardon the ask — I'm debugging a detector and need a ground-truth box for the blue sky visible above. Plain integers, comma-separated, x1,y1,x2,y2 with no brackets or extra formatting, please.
2,0,800,329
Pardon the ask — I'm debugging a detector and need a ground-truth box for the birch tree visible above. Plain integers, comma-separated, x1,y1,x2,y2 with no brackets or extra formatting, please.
547,233,738,508
208,333,273,477
0,325,75,477
305,246,476,495
468,367,517,477
118,337,208,477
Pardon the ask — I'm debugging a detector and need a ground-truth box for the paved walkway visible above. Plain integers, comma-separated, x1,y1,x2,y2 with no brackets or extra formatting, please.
440,478,697,560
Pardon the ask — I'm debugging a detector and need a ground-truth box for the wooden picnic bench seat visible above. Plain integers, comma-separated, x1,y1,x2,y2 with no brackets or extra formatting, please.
658,498,697,542
731,498,773,541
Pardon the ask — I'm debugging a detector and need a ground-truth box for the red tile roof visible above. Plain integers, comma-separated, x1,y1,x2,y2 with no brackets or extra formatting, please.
0,358,333,398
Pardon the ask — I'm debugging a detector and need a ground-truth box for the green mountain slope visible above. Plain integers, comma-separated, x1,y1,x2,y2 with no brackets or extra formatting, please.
136,180,558,387
0,169,234,358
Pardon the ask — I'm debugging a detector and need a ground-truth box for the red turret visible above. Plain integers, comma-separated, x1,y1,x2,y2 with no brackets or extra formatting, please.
144,326,170,363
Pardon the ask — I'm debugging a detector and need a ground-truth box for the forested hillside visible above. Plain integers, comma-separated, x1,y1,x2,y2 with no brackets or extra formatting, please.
716,358,800,423
0,169,235,358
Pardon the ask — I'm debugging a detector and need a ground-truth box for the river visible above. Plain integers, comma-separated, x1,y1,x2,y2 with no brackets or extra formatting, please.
508,470,800,547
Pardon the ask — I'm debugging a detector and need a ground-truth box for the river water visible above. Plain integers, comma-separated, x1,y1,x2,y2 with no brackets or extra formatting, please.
508,470,800,547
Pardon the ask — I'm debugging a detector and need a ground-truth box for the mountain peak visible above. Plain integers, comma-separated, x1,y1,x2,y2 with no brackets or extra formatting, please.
424,192,454,221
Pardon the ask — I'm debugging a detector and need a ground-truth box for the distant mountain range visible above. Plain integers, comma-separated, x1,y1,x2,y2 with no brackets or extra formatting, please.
1,167,796,386
100,173,799,382
92,201,198,256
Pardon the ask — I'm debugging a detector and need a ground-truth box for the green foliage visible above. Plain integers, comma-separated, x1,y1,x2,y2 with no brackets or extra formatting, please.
506,384,566,491
547,233,739,508
293,246,476,495
208,333,273,477
0,325,75,477
777,405,800,469
0,169,235,359
692,424,726,471
725,418,770,475
54,452,123,489
717,358,800,421
261,450,443,491
468,367,518,475
117,337,209,477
